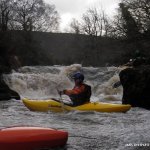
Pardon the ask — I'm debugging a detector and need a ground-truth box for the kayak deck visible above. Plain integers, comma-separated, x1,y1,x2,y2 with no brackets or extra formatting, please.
0,126,68,150
22,98,131,113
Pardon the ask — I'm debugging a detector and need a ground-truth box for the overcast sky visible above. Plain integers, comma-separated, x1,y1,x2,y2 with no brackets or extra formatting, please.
44,0,120,31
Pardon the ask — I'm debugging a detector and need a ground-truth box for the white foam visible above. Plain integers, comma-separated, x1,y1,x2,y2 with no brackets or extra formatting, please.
4,65,123,101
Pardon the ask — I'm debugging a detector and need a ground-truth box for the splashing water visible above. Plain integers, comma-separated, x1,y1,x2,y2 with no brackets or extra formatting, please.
3,64,122,101
1,64,150,150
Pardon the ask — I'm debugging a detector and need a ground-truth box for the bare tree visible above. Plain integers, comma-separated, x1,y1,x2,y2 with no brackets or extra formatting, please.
0,0,13,31
12,0,60,32
42,4,60,32
102,11,111,37
69,18,81,34
80,7,110,37
81,8,100,36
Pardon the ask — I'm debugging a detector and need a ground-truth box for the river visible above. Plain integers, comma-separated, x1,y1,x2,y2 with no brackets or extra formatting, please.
1,64,150,150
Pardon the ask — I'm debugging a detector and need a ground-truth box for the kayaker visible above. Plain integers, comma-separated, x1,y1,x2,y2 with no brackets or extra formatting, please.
59,72,91,106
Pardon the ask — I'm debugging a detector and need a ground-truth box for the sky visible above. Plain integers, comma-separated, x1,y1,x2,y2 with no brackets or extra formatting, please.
44,0,120,32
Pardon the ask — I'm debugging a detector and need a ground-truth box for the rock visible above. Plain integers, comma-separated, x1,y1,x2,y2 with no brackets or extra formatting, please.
0,75,20,100
0,54,20,100
120,65,150,109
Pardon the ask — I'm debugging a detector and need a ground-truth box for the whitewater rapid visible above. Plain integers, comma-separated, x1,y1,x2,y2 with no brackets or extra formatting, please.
1,64,150,150
3,64,122,102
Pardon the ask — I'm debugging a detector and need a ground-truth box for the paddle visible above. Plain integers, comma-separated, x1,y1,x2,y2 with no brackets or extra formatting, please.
56,88,65,111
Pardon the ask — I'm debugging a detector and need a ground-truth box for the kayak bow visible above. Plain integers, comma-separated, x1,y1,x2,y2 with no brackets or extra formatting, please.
0,126,68,150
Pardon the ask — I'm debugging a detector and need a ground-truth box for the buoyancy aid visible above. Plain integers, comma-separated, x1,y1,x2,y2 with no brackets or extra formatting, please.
64,83,91,106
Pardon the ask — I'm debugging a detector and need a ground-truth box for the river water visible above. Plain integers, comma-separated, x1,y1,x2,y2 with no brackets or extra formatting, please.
1,64,150,150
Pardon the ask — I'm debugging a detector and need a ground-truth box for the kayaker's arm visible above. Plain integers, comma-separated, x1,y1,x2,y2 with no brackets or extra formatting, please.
63,85,85,96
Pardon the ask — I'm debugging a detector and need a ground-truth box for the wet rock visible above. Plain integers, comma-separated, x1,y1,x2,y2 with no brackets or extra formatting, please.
120,65,150,109
0,53,20,100
0,75,20,100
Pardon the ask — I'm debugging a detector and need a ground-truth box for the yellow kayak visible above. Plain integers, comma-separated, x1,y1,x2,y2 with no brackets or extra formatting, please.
22,98,131,113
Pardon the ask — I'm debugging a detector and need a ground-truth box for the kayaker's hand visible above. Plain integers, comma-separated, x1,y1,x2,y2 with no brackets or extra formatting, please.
58,91,64,95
